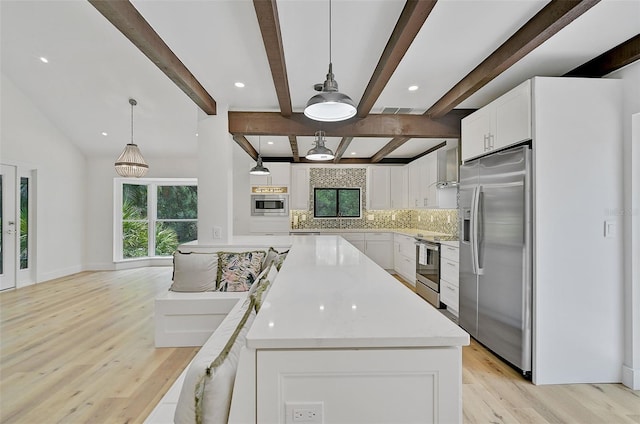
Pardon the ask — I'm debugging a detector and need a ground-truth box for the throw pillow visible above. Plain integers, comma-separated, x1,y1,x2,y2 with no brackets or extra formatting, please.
217,251,266,292
170,251,218,292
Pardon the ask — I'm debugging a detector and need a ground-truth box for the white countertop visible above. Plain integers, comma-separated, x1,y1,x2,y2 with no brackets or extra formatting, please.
247,235,469,350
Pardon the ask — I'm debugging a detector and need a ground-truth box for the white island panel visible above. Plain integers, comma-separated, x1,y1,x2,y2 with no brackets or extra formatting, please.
247,235,469,349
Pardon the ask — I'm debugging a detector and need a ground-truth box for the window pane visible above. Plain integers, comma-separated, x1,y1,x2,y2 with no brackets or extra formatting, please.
338,189,360,217
155,221,197,256
123,184,147,219
123,221,148,258
314,189,338,217
20,177,28,269
157,186,198,219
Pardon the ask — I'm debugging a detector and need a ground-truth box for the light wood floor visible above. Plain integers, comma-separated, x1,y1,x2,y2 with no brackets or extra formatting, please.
1,269,638,424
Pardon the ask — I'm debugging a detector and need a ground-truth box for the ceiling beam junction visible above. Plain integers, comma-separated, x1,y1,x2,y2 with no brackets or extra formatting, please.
425,0,601,118
333,137,354,163
233,135,258,161
288,135,301,162
357,0,438,117
89,0,217,115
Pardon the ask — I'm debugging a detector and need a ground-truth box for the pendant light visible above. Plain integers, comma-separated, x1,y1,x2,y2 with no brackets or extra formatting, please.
250,136,270,175
303,0,356,122
114,98,148,177
306,130,335,161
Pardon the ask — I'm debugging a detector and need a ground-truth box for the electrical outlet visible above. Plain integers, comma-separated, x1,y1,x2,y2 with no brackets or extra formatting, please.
430,215,434,223
285,402,323,424
447,214,451,223
418,216,421,222
391,214,396,221
213,226,222,239
367,214,374,221
301,214,307,221
293,215,299,226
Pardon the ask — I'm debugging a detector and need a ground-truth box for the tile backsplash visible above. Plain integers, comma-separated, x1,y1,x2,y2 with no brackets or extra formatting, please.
289,167,459,236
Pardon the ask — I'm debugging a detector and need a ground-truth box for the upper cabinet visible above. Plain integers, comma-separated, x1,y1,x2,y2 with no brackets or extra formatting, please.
290,166,310,210
250,162,291,187
408,154,438,209
366,166,391,210
461,80,531,162
389,166,408,209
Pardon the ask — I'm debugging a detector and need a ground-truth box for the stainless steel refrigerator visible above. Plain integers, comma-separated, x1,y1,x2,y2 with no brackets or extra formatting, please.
459,145,532,375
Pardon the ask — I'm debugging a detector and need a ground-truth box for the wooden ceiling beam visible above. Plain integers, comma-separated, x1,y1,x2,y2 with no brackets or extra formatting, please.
233,135,258,161
370,137,411,163
333,137,354,163
89,0,217,115
288,135,300,162
425,0,601,118
228,109,473,138
253,0,293,116
262,156,411,165
357,0,438,117
564,34,640,77
409,141,447,162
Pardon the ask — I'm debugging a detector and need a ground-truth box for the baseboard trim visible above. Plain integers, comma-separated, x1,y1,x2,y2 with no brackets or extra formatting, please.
622,365,639,390
37,265,84,284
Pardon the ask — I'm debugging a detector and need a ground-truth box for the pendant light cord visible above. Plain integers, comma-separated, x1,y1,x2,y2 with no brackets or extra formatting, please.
329,0,332,65
130,102,134,143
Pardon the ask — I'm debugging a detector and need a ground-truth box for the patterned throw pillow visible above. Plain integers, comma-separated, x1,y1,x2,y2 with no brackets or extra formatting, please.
274,249,289,270
217,251,266,292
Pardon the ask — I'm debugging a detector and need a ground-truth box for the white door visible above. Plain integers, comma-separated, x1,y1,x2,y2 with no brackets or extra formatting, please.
1,164,17,290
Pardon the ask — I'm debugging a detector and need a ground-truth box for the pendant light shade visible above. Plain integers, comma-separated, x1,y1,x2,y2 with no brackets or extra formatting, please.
250,136,270,175
115,98,148,178
304,0,356,122
306,131,335,161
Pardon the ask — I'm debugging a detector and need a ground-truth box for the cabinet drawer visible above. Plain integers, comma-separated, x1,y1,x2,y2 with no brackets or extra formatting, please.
441,244,459,262
441,259,459,284
440,279,459,311
342,233,365,242
365,232,393,241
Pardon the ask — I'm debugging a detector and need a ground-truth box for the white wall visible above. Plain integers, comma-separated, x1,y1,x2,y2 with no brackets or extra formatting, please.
607,60,640,389
1,73,86,284
233,144,251,235
84,156,198,270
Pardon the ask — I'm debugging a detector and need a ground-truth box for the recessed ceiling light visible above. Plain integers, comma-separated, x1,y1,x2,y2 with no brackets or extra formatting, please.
234,82,245,88
350,152,356,155
101,132,108,136
196,133,199,137
39,57,49,63
408,85,419,91
267,141,274,145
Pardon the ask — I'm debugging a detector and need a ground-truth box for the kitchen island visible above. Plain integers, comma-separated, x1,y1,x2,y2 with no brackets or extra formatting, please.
235,235,469,423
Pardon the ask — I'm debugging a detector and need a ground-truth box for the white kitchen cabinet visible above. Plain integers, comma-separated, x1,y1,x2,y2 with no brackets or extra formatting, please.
394,233,416,285
290,166,309,210
407,152,439,209
249,162,291,187
439,242,459,316
425,153,438,208
389,166,408,209
341,233,365,253
364,232,393,269
367,166,391,210
461,80,531,162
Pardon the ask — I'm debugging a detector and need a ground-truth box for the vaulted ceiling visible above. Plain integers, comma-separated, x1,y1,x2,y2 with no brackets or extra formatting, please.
1,1,638,164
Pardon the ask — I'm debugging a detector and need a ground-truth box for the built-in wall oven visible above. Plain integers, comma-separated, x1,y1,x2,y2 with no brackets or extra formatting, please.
415,239,441,308
251,194,289,216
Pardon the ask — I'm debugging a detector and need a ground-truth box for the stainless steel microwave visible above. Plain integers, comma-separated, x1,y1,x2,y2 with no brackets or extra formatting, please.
251,194,289,216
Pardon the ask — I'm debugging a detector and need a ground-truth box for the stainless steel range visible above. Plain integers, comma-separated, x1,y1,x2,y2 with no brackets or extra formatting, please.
415,238,441,308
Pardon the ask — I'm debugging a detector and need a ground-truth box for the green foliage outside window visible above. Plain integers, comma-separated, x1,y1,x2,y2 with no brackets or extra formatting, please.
122,183,198,259
314,188,360,218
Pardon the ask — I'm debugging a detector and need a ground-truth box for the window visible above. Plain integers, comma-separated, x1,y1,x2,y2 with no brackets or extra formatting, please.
19,177,29,269
115,179,197,260
314,188,361,218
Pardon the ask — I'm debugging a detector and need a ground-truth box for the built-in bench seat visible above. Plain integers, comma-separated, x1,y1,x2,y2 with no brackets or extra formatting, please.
147,243,287,423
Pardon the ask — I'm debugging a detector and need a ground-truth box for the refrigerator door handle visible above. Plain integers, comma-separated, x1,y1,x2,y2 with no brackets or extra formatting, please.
470,186,478,274
476,187,484,276
472,185,484,276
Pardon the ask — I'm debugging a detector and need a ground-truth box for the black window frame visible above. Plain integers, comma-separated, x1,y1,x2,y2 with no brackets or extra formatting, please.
313,188,361,218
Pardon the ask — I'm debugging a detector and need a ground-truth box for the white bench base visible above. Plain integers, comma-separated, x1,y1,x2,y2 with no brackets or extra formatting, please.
154,291,247,347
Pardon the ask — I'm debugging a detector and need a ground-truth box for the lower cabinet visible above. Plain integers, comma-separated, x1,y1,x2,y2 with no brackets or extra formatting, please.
394,234,416,286
339,233,393,269
364,233,393,269
439,242,459,316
